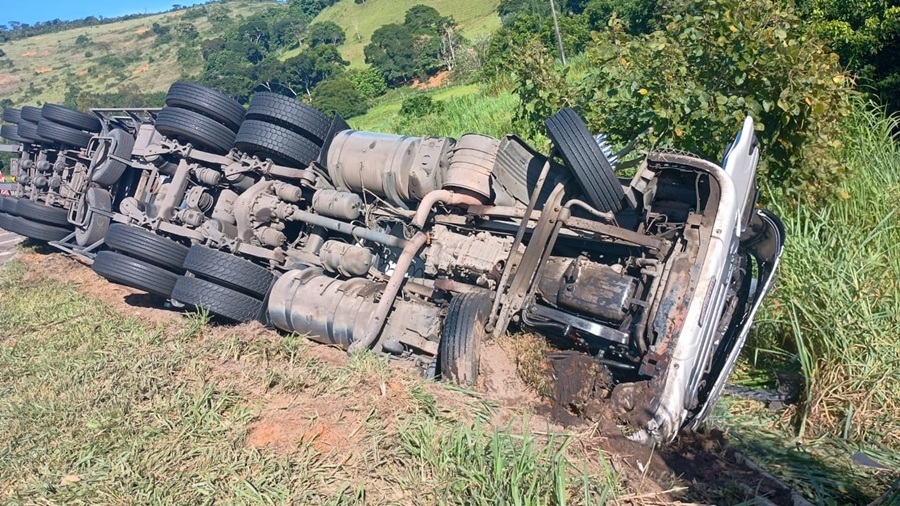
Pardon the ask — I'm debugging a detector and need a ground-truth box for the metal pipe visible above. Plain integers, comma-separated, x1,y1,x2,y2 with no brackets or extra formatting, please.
349,188,481,353
291,209,408,249
411,189,483,229
347,231,428,354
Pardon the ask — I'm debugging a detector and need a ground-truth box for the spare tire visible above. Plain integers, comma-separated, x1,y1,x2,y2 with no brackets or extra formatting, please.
438,292,491,386
75,188,112,246
36,120,94,148
246,92,330,145
41,103,102,133
91,128,136,186
235,119,320,168
154,107,235,155
165,81,245,133
2,108,22,124
545,107,624,213
19,106,43,123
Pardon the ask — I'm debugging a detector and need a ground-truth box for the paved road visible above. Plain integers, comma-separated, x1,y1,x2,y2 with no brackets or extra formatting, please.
0,227,24,266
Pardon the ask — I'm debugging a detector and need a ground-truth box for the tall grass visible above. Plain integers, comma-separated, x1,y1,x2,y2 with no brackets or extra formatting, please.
750,99,900,446
350,86,519,140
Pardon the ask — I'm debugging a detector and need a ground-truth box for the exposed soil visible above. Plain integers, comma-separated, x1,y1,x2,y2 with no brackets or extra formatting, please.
6,247,810,504
411,70,450,90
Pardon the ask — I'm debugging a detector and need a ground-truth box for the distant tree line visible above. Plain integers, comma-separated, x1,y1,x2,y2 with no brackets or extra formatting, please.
0,0,274,43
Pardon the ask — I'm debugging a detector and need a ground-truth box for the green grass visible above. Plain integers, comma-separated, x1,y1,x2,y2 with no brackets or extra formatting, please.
744,99,900,446
288,0,501,67
0,256,617,504
350,84,519,139
0,1,273,107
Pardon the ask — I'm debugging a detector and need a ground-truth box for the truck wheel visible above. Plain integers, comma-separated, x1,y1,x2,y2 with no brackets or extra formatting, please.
41,103,102,133
15,198,71,227
91,128,136,187
2,108,22,124
16,121,48,144
154,107,235,155
545,107,624,213
438,292,492,386
0,212,15,231
93,251,179,298
19,106,43,123
0,197,18,215
75,188,112,246
172,276,264,323
36,120,93,148
246,92,330,145
2,215,71,242
0,124,28,143
182,245,274,298
235,119,320,168
165,82,246,133
104,223,189,271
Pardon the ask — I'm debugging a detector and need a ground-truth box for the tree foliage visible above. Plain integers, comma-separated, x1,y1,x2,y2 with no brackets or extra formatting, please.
511,0,853,200
312,79,369,118
801,0,900,113
307,21,346,46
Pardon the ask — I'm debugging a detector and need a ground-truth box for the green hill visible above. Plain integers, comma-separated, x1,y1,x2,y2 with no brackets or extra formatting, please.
283,0,502,67
0,1,276,108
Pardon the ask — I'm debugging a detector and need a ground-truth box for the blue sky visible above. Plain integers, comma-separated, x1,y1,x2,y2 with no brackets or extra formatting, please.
4,1,186,26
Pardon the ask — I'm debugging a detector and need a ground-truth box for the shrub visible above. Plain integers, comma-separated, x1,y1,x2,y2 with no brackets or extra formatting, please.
511,0,853,201
347,68,387,99
400,94,445,118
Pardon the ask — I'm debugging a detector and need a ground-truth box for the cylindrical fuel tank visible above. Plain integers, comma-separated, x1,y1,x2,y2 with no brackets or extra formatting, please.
326,130,421,206
268,268,382,349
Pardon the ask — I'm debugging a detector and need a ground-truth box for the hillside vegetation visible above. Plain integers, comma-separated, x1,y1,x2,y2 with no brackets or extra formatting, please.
0,1,277,108
292,0,501,66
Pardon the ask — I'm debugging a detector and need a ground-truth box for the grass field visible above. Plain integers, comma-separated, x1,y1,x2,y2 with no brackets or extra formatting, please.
283,0,502,67
0,1,274,107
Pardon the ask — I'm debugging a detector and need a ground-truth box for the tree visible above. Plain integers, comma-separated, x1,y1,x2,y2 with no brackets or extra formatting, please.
312,79,369,118
364,23,418,85
307,21,346,46
346,68,387,98
279,44,349,97
272,18,307,49
405,5,452,35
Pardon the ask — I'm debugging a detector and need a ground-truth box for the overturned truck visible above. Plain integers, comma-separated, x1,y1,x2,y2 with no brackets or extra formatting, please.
0,85,784,444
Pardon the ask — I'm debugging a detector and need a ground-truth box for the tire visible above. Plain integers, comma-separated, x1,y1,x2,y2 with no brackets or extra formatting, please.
246,92,330,145
154,107,235,155
165,82,245,133
91,128,135,186
0,212,15,232
1,124,28,143
15,198,71,227
41,103,102,133
235,119,320,168
19,106,43,123
172,276,263,323
2,215,71,242
182,245,274,298
0,196,18,215
75,188,112,246
36,120,93,148
93,251,179,298
438,292,492,386
104,223,189,271
16,121,47,143
545,107,624,213
2,108,22,124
